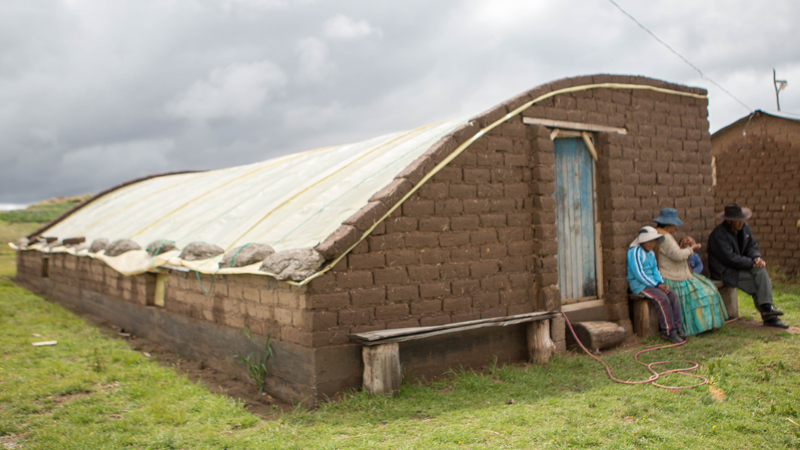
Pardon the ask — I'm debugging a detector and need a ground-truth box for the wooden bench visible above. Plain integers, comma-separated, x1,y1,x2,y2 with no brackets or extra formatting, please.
349,311,561,396
630,280,738,338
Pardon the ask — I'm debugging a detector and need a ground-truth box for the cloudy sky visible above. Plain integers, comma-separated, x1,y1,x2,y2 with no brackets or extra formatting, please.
1,0,798,205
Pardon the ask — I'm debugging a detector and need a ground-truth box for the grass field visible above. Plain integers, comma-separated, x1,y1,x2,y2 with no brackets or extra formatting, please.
1,212,799,448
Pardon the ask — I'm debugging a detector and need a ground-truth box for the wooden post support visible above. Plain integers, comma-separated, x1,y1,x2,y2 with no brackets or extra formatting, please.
362,343,401,396
527,320,556,364
711,280,738,319
632,299,650,338
567,321,626,352
153,272,168,307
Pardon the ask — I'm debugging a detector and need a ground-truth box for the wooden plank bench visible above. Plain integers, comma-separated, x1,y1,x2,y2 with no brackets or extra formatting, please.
349,311,561,396
630,280,738,338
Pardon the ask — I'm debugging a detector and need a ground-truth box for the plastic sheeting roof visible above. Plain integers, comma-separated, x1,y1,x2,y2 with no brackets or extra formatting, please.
39,118,468,256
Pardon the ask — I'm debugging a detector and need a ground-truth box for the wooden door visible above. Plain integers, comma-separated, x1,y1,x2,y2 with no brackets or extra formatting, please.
552,137,598,302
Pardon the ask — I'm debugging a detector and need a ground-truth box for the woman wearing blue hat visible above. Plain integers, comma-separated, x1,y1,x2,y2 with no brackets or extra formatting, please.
653,208,728,335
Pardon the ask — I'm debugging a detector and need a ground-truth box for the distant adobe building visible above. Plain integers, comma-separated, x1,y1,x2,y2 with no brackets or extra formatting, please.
15,74,713,405
712,110,800,275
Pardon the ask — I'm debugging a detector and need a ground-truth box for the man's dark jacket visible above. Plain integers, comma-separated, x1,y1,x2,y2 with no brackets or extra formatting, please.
707,221,761,287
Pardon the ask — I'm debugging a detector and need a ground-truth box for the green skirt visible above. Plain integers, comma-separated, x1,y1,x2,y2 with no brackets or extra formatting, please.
664,274,728,336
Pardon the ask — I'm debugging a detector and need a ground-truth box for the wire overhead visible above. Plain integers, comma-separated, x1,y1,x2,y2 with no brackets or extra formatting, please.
606,0,753,113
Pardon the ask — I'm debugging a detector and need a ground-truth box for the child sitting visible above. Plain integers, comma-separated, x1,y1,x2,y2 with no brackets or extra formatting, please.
680,236,704,274
627,226,686,343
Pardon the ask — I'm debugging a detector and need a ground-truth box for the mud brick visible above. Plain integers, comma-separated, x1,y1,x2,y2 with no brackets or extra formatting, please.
540,271,558,286
470,229,498,245
374,267,409,285
481,275,509,291
408,265,440,281
491,168,522,183
508,213,532,227
369,234,404,251
508,241,534,256
499,256,527,273
403,200,434,217
440,263,470,280
443,296,472,312
473,292,500,308
539,255,558,272
387,285,419,301
497,228,524,243
395,156,433,185
344,201,388,232
419,281,451,298
370,178,414,207
480,213,507,228
348,253,385,270
451,121,480,145
450,184,478,199
386,217,418,233
435,199,463,215
351,287,387,306
435,167,463,182
450,279,480,296
419,217,450,232
504,153,529,167
315,225,360,260
420,315,452,327
481,244,508,259
508,272,533,289
336,271,373,288
440,232,470,247
533,224,557,240
339,308,373,326
420,248,450,264
477,183,505,199
470,260,500,277
451,215,480,231
490,198,518,213
376,303,409,320
508,303,535,315
405,232,438,248
451,247,481,262
313,330,351,347
386,318,420,329
386,250,419,267
420,182,448,200
463,168,491,184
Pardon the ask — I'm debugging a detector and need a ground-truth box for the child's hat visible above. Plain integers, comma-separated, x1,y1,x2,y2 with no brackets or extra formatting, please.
629,226,665,248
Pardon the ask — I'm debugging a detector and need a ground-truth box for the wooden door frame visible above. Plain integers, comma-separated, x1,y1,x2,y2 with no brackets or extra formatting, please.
549,128,604,306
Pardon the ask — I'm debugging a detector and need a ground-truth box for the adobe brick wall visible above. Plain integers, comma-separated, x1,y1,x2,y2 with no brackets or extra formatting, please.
14,250,318,404
307,74,712,346
712,112,800,274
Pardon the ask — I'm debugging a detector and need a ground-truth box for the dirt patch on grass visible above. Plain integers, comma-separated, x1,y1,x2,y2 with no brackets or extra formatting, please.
0,434,25,449
112,328,294,418
729,319,800,335
105,326,295,418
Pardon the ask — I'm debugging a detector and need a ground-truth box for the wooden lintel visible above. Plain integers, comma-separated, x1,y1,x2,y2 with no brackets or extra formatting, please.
522,117,628,135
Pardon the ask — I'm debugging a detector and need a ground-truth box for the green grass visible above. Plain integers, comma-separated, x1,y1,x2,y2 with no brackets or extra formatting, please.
0,195,89,224
1,221,800,448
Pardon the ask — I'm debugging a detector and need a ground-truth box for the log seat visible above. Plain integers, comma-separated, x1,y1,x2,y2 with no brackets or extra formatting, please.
349,311,562,396
629,280,738,338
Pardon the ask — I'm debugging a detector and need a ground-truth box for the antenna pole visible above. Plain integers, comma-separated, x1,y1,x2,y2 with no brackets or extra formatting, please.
774,68,781,111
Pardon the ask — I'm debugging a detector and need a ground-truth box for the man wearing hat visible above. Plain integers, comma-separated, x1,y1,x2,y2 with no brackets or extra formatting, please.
708,203,788,329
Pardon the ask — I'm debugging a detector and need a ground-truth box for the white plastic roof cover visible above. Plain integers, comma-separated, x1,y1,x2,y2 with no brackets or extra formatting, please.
17,118,468,276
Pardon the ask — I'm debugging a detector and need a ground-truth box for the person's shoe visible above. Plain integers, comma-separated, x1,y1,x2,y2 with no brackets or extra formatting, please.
661,333,685,344
677,330,688,339
763,317,789,329
759,304,784,317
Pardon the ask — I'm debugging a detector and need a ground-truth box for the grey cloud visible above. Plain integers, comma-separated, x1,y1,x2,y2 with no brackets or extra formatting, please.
1,0,798,204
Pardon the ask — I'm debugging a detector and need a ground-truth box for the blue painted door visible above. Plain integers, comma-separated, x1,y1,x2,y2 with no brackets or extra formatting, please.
552,137,597,301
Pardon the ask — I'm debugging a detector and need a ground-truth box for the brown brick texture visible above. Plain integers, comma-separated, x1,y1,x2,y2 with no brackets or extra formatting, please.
14,251,310,347
308,75,711,343
712,112,800,275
